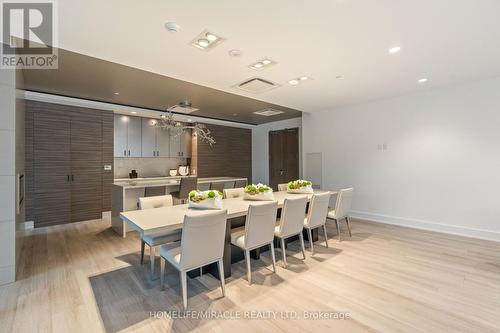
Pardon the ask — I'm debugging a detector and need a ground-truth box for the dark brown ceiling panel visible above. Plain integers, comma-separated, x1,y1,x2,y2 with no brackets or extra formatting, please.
20,47,302,125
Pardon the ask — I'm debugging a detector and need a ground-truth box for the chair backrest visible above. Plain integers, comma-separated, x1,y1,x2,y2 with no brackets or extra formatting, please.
335,188,354,219
305,192,331,228
223,187,245,199
144,186,167,197
210,182,225,192
277,196,308,237
139,195,173,210
179,210,227,270
277,183,288,192
234,179,247,188
179,177,198,198
244,201,278,249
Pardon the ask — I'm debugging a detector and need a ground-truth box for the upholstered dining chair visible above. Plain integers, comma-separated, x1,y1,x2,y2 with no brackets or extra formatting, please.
138,195,181,279
170,177,198,204
303,192,331,254
234,179,248,188
274,196,308,268
223,187,245,199
160,210,228,311
327,188,354,241
277,183,288,192
230,201,278,284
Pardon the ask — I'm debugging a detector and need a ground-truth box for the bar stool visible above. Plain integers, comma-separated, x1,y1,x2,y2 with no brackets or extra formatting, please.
210,182,225,192
230,201,278,284
234,179,248,188
170,177,198,204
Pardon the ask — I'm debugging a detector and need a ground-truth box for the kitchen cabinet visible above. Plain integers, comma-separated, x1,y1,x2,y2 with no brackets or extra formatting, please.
141,118,170,157
114,114,142,157
169,129,181,157
180,129,192,158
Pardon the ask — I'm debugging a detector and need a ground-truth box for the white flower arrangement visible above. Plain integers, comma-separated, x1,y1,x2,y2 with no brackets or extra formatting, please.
188,190,223,210
287,180,314,194
243,183,275,201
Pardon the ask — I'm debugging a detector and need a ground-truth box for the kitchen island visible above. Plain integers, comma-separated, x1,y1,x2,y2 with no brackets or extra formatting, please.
111,176,248,237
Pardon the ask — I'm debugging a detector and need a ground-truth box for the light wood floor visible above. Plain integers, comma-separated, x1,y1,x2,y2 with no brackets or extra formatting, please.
1,216,500,333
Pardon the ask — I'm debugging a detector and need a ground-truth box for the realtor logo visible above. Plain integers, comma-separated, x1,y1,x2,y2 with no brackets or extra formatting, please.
1,0,58,68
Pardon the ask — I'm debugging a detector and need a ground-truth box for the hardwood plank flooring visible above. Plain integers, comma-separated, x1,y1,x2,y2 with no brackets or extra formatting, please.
1,217,500,333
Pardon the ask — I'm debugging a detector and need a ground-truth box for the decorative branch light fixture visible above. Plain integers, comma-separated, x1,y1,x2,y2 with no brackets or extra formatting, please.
155,101,216,146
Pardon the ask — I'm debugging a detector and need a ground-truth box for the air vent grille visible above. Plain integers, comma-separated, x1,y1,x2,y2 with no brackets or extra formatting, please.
235,77,279,93
253,108,285,116
167,105,199,113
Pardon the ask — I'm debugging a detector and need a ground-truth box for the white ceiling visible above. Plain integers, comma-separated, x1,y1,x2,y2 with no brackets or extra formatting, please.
57,0,500,113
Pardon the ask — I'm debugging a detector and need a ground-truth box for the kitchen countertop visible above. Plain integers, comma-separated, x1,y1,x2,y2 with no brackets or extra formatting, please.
113,176,247,189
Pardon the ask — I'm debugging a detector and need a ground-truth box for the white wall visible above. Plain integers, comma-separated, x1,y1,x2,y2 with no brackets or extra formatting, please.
252,117,302,184
303,77,500,241
0,68,17,285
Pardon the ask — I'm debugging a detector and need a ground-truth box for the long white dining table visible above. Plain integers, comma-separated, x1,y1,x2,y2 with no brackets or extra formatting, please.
120,189,335,278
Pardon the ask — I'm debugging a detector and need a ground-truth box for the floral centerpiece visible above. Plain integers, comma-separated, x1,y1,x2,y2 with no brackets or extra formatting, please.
243,183,275,201
287,180,313,194
188,190,223,209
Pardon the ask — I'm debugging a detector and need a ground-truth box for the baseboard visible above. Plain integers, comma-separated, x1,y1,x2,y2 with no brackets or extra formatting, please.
21,220,34,230
350,211,500,242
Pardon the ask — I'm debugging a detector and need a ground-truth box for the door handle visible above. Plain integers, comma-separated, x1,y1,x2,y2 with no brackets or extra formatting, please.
67,175,70,182
280,170,284,176
128,150,130,156
72,175,74,182
124,149,126,156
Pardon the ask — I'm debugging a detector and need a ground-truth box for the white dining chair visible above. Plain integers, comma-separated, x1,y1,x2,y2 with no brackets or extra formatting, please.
277,183,288,192
230,201,278,284
274,196,308,268
303,192,331,254
160,210,227,311
223,187,245,199
138,195,181,279
327,188,354,241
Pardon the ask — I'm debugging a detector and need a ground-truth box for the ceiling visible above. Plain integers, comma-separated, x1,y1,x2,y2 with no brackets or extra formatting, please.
29,0,500,112
20,47,302,125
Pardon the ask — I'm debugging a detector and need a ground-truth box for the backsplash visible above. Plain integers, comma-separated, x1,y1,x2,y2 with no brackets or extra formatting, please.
114,157,187,179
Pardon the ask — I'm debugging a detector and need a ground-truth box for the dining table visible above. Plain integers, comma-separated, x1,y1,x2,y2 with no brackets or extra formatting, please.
120,189,336,278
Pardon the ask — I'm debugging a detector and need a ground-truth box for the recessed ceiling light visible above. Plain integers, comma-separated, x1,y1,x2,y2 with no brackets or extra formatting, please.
206,33,217,42
164,22,180,33
187,118,193,122
288,79,299,85
288,76,313,86
190,30,224,51
388,46,401,54
299,76,309,81
114,92,120,95
131,111,137,114
254,108,285,116
198,39,209,48
418,78,428,83
249,58,277,70
232,113,238,116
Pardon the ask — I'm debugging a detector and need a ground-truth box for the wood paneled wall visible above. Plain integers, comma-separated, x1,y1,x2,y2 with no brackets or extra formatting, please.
25,100,113,226
197,124,252,181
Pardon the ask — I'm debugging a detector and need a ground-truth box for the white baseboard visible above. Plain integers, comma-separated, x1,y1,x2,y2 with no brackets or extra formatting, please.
350,211,500,242
21,221,34,230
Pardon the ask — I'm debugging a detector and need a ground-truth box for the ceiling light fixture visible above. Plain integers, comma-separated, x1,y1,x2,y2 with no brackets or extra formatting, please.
288,79,299,85
299,76,309,81
388,46,401,54
131,111,137,114
288,76,313,86
114,92,120,95
249,58,276,70
164,22,180,33
418,78,428,83
190,30,224,51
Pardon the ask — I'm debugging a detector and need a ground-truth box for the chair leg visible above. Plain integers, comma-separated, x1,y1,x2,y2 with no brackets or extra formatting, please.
160,257,165,290
180,270,188,311
280,238,287,268
346,216,352,237
335,219,341,242
323,224,329,248
298,233,306,259
307,228,314,255
217,259,226,297
244,250,252,284
140,240,145,264
270,242,276,273
150,246,155,279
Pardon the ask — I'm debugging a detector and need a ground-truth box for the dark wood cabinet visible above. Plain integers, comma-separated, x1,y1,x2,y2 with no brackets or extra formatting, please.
269,128,299,190
26,101,113,227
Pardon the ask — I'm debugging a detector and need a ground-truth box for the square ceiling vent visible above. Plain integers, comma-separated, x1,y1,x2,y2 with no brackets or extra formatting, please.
235,77,279,93
253,108,285,116
167,105,199,114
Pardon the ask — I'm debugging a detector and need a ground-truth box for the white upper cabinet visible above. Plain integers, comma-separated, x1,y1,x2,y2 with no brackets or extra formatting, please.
156,127,170,157
141,118,157,157
114,114,142,157
180,129,192,158
169,129,181,158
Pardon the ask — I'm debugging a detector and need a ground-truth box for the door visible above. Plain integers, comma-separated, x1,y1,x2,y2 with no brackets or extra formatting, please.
141,118,157,157
114,114,128,157
169,129,181,157
70,111,103,222
127,116,142,157
156,126,170,157
33,112,71,226
269,128,299,190
180,129,192,157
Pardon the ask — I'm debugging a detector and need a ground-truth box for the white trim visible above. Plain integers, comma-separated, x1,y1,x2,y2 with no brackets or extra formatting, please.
21,91,256,129
350,211,500,242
